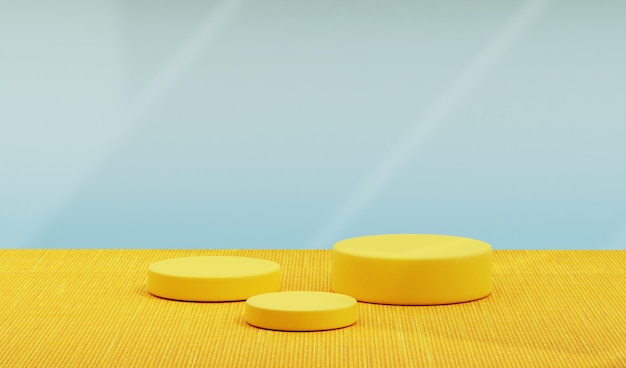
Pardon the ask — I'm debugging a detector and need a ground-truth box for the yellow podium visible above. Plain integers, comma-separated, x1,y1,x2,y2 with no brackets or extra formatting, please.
245,291,357,331
332,234,493,305
147,256,281,301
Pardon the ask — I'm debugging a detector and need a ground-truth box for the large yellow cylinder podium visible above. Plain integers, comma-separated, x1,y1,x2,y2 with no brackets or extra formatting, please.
332,234,493,305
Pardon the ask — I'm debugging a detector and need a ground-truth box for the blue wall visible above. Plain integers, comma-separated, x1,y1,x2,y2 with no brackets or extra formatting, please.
1,0,625,249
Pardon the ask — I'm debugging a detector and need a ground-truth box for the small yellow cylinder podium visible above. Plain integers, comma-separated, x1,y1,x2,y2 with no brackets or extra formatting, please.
245,291,357,331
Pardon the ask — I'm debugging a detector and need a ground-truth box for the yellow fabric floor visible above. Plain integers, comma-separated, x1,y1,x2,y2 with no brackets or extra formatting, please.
0,250,624,367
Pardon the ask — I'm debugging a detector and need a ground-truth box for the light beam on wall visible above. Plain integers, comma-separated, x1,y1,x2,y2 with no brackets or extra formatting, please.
22,0,246,247
306,0,551,249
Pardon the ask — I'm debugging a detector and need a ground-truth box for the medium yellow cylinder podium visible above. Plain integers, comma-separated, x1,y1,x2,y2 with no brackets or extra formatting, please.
148,256,281,302
332,234,493,305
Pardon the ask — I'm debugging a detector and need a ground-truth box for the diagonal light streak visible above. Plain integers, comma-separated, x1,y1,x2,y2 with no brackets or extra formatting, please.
22,0,246,247
122,0,246,128
306,0,551,248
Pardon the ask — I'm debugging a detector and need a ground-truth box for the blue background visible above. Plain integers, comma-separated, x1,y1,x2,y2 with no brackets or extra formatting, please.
1,0,625,249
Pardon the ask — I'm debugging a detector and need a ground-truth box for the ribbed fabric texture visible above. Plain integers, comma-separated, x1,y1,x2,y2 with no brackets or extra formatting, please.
0,250,624,367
